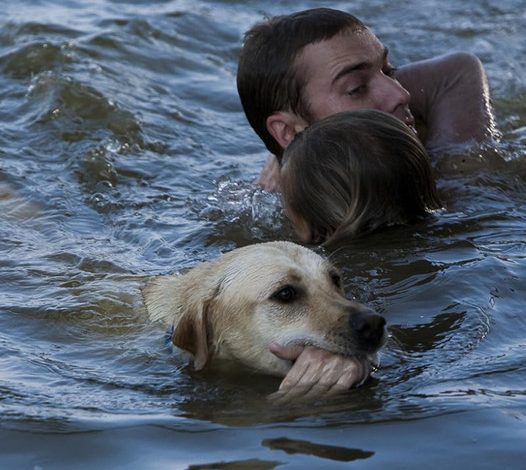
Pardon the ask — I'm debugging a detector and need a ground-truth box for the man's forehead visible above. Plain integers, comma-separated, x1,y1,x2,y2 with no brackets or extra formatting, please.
295,28,386,78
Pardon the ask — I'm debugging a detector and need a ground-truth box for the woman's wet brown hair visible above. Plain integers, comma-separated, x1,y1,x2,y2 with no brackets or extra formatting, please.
280,109,443,245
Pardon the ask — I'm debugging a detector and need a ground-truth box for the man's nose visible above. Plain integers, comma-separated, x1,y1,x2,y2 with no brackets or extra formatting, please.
376,73,411,115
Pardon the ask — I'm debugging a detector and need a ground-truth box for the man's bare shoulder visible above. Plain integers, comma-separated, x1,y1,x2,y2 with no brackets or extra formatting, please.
396,53,497,152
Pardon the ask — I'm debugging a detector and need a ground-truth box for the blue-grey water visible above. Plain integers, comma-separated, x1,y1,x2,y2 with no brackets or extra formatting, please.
1,1,525,469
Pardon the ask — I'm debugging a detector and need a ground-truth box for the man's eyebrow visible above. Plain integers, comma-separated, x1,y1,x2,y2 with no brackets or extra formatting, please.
331,47,389,85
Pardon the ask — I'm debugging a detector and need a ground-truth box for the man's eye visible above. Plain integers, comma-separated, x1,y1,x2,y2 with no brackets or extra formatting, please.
347,84,366,96
272,285,298,303
383,65,398,78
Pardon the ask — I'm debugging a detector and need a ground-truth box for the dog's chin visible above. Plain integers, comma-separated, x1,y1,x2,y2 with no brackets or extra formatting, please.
206,354,291,378
367,352,380,369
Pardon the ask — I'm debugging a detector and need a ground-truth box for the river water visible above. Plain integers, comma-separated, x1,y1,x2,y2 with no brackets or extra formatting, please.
1,1,525,468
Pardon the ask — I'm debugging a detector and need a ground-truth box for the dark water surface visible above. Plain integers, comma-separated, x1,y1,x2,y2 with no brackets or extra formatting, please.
1,1,525,468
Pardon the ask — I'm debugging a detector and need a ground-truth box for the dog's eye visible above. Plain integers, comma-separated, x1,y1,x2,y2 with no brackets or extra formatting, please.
272,285,298,303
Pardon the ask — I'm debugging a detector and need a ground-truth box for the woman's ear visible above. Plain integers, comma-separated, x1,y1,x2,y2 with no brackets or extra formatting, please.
266,111,308,150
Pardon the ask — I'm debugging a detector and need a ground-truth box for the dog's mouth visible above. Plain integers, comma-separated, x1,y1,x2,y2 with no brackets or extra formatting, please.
278,324,388,366
275,341,382,381
284,337,385,360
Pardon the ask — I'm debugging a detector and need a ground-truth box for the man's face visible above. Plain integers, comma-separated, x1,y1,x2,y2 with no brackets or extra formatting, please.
294,28,415,131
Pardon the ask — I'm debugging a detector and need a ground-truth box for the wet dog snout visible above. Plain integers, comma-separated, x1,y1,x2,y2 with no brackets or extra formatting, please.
349,311,386,350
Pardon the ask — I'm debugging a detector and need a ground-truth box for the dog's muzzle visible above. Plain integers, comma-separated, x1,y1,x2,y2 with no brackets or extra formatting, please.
349,310,387,353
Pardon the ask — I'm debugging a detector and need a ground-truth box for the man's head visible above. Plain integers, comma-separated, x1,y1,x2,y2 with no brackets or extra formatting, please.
237,8,414,159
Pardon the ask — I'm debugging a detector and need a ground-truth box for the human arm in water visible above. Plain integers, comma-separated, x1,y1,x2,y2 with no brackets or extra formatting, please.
256,52,497,192
256,152,282,193
395,51,497,151
268,344,371,402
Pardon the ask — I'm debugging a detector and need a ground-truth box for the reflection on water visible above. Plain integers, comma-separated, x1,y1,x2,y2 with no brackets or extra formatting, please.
188,458,283,470
1,0,526,468
262,437,374,462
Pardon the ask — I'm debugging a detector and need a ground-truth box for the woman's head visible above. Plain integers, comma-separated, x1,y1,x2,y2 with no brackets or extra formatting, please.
280,109,442,245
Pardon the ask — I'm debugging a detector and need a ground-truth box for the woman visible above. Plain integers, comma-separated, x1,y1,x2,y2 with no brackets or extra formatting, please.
280,109,443,245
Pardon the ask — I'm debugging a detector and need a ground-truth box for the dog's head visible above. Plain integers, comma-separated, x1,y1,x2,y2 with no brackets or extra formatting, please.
142,241,386,376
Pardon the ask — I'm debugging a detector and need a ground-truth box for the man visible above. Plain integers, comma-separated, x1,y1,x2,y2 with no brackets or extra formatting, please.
236,8,496,400
238,7,496,191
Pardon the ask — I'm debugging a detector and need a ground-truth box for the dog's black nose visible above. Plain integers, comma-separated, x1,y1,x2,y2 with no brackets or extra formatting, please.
350,311,386,349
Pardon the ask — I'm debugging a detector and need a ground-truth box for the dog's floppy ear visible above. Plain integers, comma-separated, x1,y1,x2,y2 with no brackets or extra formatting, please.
142,274,184,325
142,266,218,371
170,299,211,371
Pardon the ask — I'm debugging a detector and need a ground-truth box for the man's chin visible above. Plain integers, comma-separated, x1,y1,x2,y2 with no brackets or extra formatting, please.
407,122,418,135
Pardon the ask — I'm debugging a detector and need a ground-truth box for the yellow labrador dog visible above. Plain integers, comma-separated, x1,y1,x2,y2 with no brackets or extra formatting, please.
142,241,386,376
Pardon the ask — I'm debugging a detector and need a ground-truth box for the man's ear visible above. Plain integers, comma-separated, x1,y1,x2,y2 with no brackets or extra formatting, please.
266,111,308,150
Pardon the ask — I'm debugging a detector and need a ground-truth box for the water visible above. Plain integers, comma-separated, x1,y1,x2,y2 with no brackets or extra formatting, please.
1,0,525,468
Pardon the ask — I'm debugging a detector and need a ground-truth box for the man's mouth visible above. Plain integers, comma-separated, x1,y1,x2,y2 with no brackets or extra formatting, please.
403,110,417,134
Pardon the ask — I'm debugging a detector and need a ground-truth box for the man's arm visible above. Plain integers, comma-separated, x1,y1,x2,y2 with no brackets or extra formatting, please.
396,52,498,151
256,153,281,192
268,344,371,402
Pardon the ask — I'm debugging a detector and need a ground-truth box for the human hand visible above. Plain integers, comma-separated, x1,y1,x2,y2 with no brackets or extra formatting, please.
256,154,281,192
268,344,371,403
